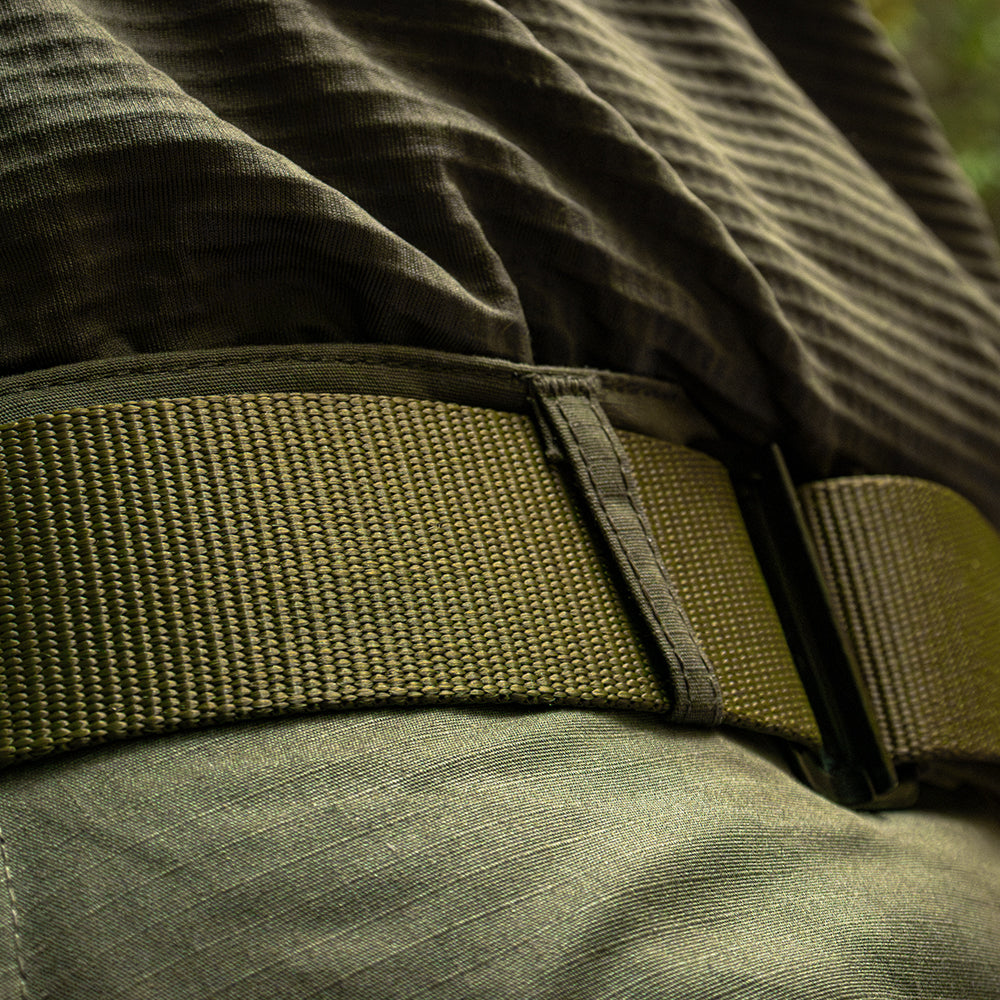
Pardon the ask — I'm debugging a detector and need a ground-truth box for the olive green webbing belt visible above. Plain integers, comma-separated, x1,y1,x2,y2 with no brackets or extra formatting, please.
1,382,998,802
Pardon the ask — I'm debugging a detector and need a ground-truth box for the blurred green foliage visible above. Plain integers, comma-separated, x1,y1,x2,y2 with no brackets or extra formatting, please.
868,0,1000,234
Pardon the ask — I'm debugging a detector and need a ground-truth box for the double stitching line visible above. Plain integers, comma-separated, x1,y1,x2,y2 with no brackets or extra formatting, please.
532,374,722,725
0,824,29,999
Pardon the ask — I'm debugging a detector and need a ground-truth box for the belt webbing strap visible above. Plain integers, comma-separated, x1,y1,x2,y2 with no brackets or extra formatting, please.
1,388,998,790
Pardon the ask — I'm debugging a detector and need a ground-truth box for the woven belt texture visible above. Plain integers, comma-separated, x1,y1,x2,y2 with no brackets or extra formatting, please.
1,390,998,772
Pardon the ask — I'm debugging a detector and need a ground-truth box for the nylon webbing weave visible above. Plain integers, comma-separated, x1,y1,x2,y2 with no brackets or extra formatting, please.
0,393,672,763
800,478,1000,763
1,392,998,771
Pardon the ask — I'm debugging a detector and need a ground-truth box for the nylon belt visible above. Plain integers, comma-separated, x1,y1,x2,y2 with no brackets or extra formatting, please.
1,372,998,807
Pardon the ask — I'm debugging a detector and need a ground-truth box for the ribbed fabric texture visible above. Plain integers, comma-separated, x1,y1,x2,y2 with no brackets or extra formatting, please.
2,0,999,525
801,475,1000,762
0,392,670,764
3,386,998,771
734,0,1000,299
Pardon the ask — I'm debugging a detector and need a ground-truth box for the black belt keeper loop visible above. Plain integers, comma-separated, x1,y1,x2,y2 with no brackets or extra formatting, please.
528,373,723,726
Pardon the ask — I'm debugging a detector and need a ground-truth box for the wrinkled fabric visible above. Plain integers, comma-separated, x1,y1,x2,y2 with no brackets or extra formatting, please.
1,710,999,1000
1,1,1000,998
2,0,1000,520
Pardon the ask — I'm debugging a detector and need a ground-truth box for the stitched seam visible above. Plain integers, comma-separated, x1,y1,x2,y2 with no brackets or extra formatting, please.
516,372,690,412
553,395,692,704
0,352,525,399
593,389,723,708
567,393,697,710
551,390,721,713
592,377,686,403
0,824,29,1000
0,349,687,409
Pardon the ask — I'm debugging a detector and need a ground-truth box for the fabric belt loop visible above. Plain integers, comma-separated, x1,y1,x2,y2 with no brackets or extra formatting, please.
528,374,722,725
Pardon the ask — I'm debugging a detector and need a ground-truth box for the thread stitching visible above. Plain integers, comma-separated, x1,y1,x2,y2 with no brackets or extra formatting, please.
0,824,30,999
543,384,722,721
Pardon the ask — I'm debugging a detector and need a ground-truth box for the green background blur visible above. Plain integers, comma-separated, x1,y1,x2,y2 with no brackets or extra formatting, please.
868,0,1000,235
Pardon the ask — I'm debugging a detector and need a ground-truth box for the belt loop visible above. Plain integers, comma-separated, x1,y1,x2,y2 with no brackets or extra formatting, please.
528,373,722,726
729,444,918,809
